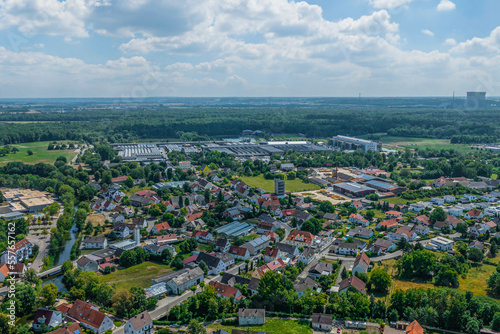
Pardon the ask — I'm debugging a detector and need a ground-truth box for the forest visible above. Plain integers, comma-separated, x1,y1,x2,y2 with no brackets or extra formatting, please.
1,106,500,144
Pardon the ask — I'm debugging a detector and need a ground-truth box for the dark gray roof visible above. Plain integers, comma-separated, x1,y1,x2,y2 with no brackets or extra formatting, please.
309,262,333,275
276,242,297,254
294,277,319,293
259,213,278,224
312,313,332,325
196,252,221,268
83,237,106,244
301,247,315,259
221,273,250,286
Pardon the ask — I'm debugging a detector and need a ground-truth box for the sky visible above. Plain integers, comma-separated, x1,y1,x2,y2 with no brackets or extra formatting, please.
0,0,499,98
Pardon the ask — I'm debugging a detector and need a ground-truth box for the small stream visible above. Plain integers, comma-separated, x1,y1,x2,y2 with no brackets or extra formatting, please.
56,224,77,266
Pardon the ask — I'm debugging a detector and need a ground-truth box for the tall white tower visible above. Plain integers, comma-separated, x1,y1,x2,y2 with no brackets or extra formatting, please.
134,225,141,247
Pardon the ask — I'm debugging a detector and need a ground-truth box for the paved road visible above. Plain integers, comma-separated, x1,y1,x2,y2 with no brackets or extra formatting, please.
321,250,403,262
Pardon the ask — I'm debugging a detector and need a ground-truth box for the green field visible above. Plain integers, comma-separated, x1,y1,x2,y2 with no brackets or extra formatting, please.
359,134,475,153
239,175,320,193
99,261,173,292
207,319,312,334
0,141,79,165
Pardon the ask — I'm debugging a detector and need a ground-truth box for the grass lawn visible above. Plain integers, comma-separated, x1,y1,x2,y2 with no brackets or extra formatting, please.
239,175,320,193
207,319,312,334
0,141,79,165
99,261,173,292
370,135,474,152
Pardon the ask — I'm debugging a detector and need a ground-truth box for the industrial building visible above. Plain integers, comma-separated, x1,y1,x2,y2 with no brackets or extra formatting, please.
466,92,487,108
332,182,376,198
115,144,165,162
364,180,406,194
332,136,381,152
1,188,54,213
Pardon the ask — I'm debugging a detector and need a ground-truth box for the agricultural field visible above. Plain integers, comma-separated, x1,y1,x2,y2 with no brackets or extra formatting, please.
0,141,79,165
207,319,312,334
239,175,320,193
99,261,173,293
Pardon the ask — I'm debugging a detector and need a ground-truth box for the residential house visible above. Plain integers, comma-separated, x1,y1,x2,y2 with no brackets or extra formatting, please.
425,236,454,252
228,246,251,260
65,299,114,333
242,236,270,255
385,210,403,219
339,276,367,295
352,253,371,275
0,238,32,264
377,219,399,230
465,209,484,220
256,222,278,235
32,309,63,332
252,258,286,279
443,195,456,203
412,215,431,226
298,247,315,265
215,239,231,253
263,247,280,263
82,237,108,250
413,224,430,236
285,230,314,248
112,223,130,239
308,262,333,278
0,263,26,282
447,206,464,217
292,210,313,227
209,281,243,300
76,256,99,272
156,234,178,245
332,242,357,256
367,239,396,255
470,223,489,238
294,277,320,297
346,227,373,239
46,323,82,334
124,311,153,334
311,313,333,332
224,207,242,221
166,267,204,295
406,320,424,334
276,242,299,259
132,217,148,229
409,202,427,212
192,230,213,243
264,231,280,243
430,197,445,205
151,222,171,234
238,309,265,326
220,273,251,288
323,213,339,221
469,240,485,252
196,252,234,275
110,212,125,224
143,243,176,256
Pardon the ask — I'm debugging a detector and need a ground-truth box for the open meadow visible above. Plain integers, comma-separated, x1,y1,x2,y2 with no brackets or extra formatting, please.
0,141,79,165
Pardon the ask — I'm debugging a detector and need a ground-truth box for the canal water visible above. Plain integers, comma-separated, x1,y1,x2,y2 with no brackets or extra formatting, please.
56,224,77,266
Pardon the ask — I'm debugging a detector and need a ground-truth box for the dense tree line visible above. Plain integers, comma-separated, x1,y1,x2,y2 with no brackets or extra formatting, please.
2,107,500,144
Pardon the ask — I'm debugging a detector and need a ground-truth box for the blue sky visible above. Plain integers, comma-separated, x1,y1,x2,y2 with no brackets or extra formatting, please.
0,0,499,98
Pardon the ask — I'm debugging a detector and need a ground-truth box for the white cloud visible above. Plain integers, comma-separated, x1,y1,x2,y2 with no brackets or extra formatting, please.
450,27,500,56
444,38,457,46
422,29,434,37
368,0,413,9
437,0,456,11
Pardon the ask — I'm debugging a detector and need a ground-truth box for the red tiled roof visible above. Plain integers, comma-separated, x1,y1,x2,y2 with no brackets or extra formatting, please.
67,299,107,330
209,281,240,298
154,222,170,231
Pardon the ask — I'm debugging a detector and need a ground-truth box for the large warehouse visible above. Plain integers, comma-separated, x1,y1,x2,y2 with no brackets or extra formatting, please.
333,182,376,198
